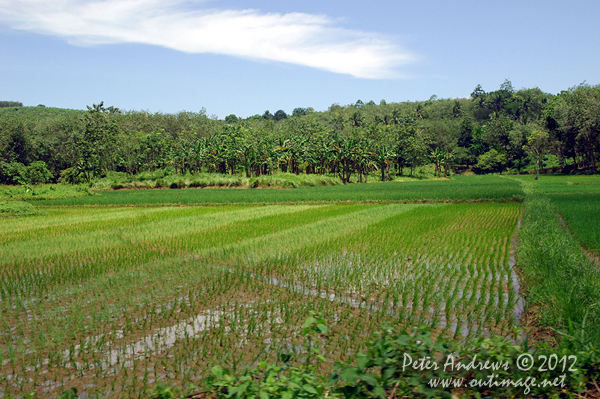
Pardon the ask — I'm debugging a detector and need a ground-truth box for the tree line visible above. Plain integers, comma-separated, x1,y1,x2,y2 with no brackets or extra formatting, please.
0,101,23,108
1,80,599,185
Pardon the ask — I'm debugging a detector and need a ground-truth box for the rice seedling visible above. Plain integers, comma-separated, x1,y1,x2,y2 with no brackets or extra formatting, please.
0,201,521,397
512,174,600,260
35,174,524,207
548,193,600,255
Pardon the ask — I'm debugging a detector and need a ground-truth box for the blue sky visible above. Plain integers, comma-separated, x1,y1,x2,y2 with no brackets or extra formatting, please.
1,0,598,118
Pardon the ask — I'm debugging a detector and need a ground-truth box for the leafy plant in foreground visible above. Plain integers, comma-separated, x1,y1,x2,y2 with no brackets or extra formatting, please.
207,312,339,399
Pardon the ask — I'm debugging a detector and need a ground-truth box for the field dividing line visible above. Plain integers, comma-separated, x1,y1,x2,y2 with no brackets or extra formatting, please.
194,203,429,262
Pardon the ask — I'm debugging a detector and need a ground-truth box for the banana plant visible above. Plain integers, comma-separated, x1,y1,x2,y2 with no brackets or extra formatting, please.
374,145,393,182
430,147,446,178
443,148,457,177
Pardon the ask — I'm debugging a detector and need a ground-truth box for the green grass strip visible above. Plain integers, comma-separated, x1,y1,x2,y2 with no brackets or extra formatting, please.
517,193,600,343
196,203,422,263
35,175,524,206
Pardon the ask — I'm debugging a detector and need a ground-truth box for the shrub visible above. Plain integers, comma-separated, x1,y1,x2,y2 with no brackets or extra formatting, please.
153,314,596,399
59,167,84,184
204,317,597,398
0,200,42,216
207,313,337,399
24,161,53,184
473,149,508,174
0,161,26,185
169,180,186,189
188,180,207,188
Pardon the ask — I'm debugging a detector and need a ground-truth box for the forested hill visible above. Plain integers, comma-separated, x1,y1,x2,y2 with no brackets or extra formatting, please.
1,80,599,185
0,104,85,119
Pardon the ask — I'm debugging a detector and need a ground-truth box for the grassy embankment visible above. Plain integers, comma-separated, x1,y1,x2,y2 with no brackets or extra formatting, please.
0,185,92,216
511,175,600,346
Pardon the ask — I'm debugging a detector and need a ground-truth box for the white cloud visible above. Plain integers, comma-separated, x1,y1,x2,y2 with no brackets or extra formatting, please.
0,0,415,78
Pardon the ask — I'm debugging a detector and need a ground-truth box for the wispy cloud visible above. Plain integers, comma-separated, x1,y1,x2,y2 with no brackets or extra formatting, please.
0,0,415,78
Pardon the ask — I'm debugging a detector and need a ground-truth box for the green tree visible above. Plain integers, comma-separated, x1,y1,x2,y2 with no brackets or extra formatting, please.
349,111,364,128
549,83,600,171
507,124,532,173
74,102,120,182
473,149,507,174
0,116,31,164
225,114,239,123
330,113,345,132
273,110,288,121
292,107,308,117
0,101,23,108
430,147,445,177
24,161,53,184
523,130,550,179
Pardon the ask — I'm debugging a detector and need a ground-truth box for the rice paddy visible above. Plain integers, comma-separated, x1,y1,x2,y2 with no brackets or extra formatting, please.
34,175,524,206
0,201,522,398
514,174,600,256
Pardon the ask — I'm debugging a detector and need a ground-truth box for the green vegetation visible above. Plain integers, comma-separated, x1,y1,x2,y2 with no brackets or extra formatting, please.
0,101,24,108
514,174,600,195
92,170,341,190
0,201,524,397
205,319,598,399
2,81,599,189
0,183,93,201
508,176,600,343
0,104,83,118
514,174,600,255
36,175,523,206
517,194,600,342
552,193,600,252
0,160,54,185
0,200,42,216
1,80,599,397
2,172,600,397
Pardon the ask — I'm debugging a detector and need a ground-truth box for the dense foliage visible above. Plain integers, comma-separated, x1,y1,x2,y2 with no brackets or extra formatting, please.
1,81,599,186
0,101,23,108
196,318,600,399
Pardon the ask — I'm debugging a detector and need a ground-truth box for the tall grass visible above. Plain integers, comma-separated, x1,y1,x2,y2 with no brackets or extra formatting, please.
92,171,341,190
517,194,600,343
0,200,43,217
0,184,92,201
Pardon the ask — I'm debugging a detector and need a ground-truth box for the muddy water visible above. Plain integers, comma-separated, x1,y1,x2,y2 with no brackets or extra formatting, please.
4,305,285,396
206,215,527,341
